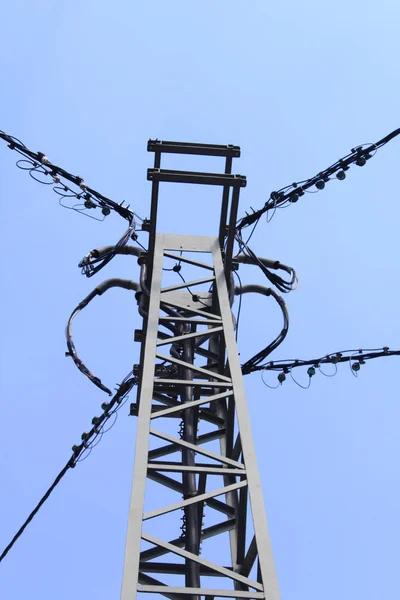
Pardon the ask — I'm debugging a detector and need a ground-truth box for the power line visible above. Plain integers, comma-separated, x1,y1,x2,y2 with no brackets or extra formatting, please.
0,374,137,563
0,129,145,277
235,234,297,294
236,127,400,232
258,347,400,387
0,462,71,563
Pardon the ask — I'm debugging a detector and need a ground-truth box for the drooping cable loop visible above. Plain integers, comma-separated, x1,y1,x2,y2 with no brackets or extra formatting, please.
66,279,140,394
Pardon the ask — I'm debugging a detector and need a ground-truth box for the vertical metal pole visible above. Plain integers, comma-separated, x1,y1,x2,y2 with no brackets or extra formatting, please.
224,185,240,282
180,336,201,598
218,156,233,250
147,151,161,286
120,236,164,600
212,242,280,600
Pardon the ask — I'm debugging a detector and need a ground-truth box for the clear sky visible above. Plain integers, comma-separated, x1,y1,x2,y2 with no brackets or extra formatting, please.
1,1,399,599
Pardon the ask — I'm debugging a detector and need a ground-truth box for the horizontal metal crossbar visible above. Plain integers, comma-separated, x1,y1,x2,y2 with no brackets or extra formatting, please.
147,404,224,427
149,429,244,469
147,139,241,158
143,480,247,520
150,390,233,419
155,352,231,382
154,379,232,388
161,299,221,319
137,586,264,598
147,428,225,460
158,316,221,324
141,532,263,591
146,471,236,516
160,276,215,293
156,326,223,347
147,168,247,187
139,562,229,576
139,519,237,562
147,464,246,475
163,252,214,271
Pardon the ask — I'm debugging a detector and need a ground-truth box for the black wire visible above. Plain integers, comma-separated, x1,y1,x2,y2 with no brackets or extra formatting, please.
100,411,118,433
0,129,146,277
0,462,72,562
66,304,113,396
176,270,210,308
241,288,289,375
259,347,400,373
135,239,147,251
0,130,137,221
0,374,137,563
233,270,243,342
236,127,400,233
78,215,136,277
235,233,297,294
243,216,260,245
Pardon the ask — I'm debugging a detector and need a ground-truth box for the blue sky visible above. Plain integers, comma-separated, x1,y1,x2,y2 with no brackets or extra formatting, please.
1,1,399,599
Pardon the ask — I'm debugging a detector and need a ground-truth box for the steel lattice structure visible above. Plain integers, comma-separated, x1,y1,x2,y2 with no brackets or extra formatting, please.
2,127,399,595
121,142,280,599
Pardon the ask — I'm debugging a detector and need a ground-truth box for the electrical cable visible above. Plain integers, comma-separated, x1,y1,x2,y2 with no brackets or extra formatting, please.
0,129,141,222
318,363,338,377
236,127,400,232
235,284,289,375
175,270,210,309
235,234,297,294
78,217,137,277
261,369,280,389
0,463,71,563
258,347,400,386
0,130,145,277
0,373,137,563
289,368,311,389
233,270,243,342
66,278,140,394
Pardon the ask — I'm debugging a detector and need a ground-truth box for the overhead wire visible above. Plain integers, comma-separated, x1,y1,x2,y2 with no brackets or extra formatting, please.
0,463,71,563
0,373,137,563
236,127,400,233
235,284,289,375
0,129,145,277
233,270,243,341
175,269,210,309
235,233,297,294
258,347,399,387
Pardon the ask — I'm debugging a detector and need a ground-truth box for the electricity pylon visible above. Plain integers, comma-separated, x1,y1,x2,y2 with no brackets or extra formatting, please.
1,127,399,596
121,141,280,600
